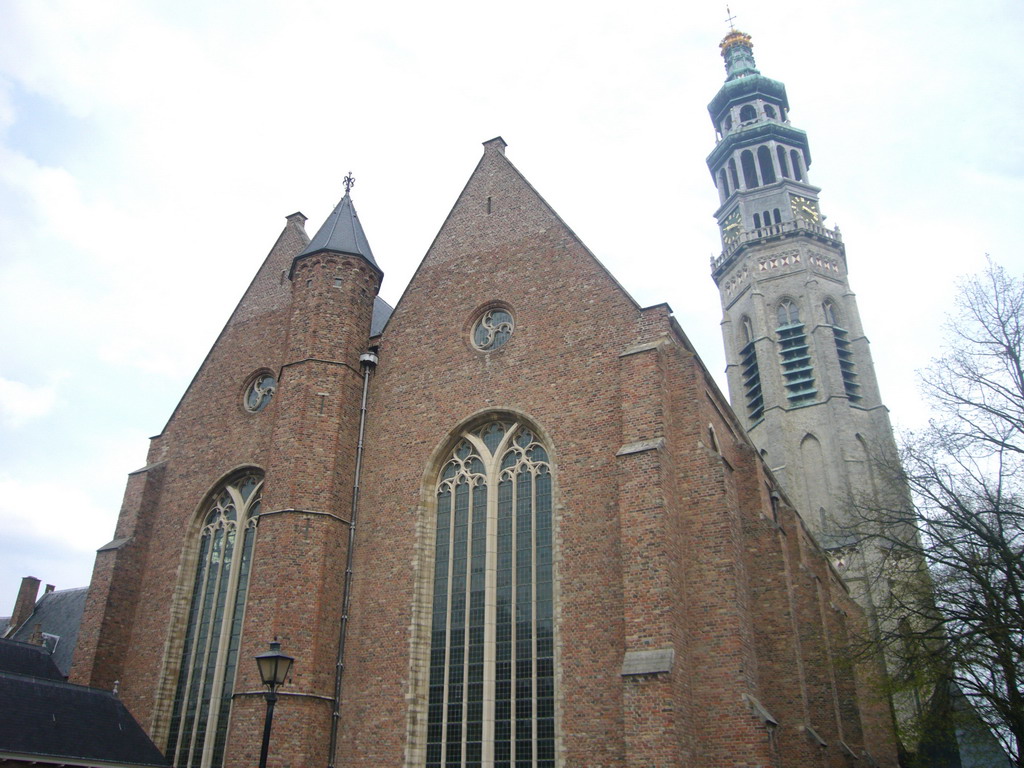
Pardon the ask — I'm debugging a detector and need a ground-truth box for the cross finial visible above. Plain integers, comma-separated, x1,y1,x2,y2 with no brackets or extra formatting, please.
725,4,737,30
343,172,355,195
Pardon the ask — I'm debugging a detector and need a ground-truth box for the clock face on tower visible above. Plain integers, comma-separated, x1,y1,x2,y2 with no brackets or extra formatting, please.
790,195,821,224
721,209,743,245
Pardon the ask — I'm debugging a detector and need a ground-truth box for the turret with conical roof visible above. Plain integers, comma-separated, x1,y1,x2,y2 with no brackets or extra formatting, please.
286,183,383,365
230,183,385,766
293,190,379,273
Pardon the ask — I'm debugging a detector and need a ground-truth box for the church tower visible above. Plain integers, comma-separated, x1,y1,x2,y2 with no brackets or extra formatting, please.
706,30,900,611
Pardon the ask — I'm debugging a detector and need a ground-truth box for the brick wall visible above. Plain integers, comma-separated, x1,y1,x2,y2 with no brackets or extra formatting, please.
73,141,899,768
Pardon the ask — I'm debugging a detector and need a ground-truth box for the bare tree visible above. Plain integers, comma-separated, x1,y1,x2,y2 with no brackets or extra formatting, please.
858,260,1023,766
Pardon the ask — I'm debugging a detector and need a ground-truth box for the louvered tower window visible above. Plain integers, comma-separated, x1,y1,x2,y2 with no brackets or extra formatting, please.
739,316,764,421
776,299,816,405
823,300,861,402
427,421,555,768
166,471,263,768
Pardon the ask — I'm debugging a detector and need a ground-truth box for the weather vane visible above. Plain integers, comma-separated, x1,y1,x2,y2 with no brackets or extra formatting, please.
725,5,737,30
343,172,355,194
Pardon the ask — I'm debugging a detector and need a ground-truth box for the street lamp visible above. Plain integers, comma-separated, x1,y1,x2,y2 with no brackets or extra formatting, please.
255,640,294,768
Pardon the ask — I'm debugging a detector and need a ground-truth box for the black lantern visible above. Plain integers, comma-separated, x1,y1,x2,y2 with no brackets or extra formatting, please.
255,640,294,768
256,640,294,690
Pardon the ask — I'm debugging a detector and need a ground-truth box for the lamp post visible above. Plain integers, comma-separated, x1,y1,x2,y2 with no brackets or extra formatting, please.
255,640,294,768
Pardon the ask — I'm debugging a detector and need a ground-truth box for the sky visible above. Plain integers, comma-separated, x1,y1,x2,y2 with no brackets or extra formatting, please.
1,0,1022,616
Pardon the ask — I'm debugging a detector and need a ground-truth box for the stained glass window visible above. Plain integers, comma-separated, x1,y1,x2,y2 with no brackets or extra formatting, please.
427,421,555,768
166,471,263,768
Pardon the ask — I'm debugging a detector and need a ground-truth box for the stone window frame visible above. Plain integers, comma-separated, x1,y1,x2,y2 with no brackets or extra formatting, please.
467,302,516,354
155,468,265,768
241,369,277,414
406,412,562,768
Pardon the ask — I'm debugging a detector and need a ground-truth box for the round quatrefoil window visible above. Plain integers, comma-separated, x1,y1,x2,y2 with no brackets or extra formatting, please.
471,308,514,351
244,372,277,413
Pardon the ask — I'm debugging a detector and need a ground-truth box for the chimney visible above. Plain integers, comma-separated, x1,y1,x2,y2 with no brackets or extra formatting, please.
45,584,55,595
482,136,507,155
28,622,44,646
8,576,40,634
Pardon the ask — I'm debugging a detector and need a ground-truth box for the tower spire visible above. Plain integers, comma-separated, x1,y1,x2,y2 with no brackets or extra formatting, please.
719,29,759,80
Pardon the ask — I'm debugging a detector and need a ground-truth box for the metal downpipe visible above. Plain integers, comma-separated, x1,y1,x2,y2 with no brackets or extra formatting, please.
328,349,377,768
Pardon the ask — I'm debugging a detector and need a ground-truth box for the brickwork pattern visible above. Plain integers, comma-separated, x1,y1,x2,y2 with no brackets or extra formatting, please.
73,142,899,768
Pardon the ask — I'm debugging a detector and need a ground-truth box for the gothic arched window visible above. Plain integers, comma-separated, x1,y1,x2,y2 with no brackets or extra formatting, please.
738,317,764,421
740,104,757,122
741,150,759,189
825,302,862,402
426,420,555,768
757,146,777,184
776,299,800,328
776,301,816,405
166,471,264,768
791,149,804,181
741,316,755,345
822,299,838,326
728,158,739,191
777,146,790,178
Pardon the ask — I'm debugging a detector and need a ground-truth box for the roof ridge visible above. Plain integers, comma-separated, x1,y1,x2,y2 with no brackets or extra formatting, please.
0,669,118,694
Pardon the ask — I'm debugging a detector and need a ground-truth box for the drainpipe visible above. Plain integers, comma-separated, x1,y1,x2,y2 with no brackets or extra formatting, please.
328,348,378,768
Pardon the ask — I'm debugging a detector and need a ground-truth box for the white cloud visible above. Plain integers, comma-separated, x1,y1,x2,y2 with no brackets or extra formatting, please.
0,0,1021,600
0,375,61,428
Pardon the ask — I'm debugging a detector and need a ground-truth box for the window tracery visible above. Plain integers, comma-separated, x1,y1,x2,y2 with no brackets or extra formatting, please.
166,471,263,768
472,309,515,352
426,420,555,768
244,373,276,413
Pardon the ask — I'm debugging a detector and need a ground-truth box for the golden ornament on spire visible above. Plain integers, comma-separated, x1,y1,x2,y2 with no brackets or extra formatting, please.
720,30,753,55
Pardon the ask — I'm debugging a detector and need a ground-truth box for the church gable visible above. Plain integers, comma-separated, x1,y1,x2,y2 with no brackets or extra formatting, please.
154,213,308,446
390,137,639,329
342,142,673,766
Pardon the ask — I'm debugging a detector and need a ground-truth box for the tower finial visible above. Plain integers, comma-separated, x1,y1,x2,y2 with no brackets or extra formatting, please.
719,27,758,80
343,172,355,195
724,5,737,31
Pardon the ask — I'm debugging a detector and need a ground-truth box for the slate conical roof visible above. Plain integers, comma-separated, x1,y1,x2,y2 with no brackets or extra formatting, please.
298,192,379,271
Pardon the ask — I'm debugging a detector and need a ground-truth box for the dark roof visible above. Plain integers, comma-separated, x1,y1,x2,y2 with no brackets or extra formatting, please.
9,587,88,676
297,192,379,270
0,671,168,766
371,296,393,337
0,638,65,680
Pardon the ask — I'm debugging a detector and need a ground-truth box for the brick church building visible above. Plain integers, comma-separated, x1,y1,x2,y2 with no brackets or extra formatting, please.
71,31,902,768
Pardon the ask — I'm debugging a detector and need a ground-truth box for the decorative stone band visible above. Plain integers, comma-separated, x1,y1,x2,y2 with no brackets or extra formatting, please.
258,508,351,525
711,218,844,278
232,690,335,702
